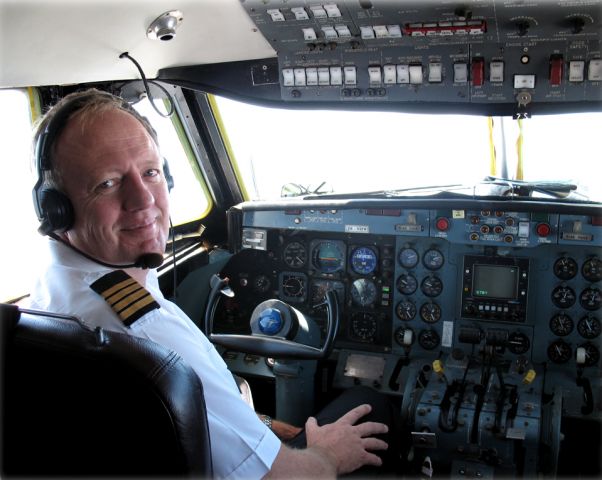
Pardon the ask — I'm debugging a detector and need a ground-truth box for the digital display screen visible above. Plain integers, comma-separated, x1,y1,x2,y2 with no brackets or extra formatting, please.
472,264,518,299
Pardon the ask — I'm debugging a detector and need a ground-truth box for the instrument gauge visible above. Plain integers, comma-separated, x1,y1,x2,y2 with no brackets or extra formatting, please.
579,287,601,311
349,312,377,343
577,342,600,367
547,339,572,364
418,329,440,350
283,241,307,268
421,275,443,297
553,256,578,280
577,315,601,339
551,285,576,309
312,241,345,273
423,248,444,270
419,302,442,323
507,332,531,354
350,278,377,307
397,273,418,295
398,247,419,269
394,327,414,347
350,246,378,275
582,257,602,282
252,274,271,294
280,273,306,301
549,313,574,336
396,300,416,321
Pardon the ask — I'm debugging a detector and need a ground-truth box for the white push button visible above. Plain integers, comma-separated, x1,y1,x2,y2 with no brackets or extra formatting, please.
454,63,468,83
569,61,585,82
324,4,342,18
360,26,375,39
322,26,338,40
387,25,402,37
428,62,442,82
267,9,285,22
409,65,423,84
397,65,410,83
310,6,327,18
344,66,357,85
588,59,602,81
373,25,389,38
282,69,294,87
318,67,330,85
335,25,351,37
291,7,309,20
294,68,306,86
514,74,535,88
490,61,504,82
368,66,382,85
330,66,343,85
383,65,397,84
306,68,318,86
302,28,317,41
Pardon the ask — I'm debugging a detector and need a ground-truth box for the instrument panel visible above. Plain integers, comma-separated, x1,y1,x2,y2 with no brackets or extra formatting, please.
220,202,601,374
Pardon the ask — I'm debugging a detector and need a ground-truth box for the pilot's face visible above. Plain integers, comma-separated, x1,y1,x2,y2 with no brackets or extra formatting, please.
55,108,170,267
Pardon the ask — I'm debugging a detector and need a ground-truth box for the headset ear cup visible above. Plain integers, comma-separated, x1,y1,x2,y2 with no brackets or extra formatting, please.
38,188,75,235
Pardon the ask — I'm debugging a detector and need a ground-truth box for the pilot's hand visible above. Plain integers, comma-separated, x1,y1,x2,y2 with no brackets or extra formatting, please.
305,403,388,475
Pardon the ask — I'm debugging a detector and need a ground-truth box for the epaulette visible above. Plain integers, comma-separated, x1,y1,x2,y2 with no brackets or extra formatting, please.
90,270,159,326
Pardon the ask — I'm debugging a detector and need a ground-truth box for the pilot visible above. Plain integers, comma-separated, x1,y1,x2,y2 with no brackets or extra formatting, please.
28,89,400,478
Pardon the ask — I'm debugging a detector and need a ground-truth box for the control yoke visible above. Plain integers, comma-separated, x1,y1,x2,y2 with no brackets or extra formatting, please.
204,274,339,359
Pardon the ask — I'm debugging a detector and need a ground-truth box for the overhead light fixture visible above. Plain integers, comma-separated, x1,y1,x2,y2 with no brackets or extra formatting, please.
146,10,183,41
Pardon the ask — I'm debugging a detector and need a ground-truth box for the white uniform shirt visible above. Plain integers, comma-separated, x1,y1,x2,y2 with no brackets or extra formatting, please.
29,238,281,479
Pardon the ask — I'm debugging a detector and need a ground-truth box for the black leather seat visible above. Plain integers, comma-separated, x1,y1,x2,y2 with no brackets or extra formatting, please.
0,303,212,477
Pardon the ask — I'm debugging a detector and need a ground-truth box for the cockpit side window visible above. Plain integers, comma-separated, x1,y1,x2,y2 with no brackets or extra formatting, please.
0,88,43,302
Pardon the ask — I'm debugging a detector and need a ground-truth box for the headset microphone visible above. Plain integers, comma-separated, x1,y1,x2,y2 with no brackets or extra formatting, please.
50,234,164,270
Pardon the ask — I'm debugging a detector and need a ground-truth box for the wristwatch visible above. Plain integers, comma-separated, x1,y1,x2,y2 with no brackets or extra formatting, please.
261,414,273,430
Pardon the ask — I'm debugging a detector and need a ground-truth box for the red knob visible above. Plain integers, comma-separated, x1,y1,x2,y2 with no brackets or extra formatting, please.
436,217,450,231
536,223,551,237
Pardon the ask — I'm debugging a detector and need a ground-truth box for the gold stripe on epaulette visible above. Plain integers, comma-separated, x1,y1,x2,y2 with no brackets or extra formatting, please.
118,295,157,322
112,287,148,312
99,277,137,299
107,282,144,306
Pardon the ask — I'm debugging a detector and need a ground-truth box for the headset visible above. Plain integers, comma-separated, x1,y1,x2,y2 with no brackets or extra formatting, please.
32,90,174,236
32,90,174,269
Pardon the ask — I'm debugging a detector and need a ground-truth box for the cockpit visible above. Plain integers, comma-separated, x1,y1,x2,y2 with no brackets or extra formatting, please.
1,0,601,477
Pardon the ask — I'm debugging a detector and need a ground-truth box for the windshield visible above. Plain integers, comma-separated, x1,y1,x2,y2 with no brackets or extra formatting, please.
214,96,601,202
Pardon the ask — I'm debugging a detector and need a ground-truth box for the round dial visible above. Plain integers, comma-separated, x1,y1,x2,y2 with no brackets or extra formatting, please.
421,275,443,297
547,339,572,364
553,256,578,280
283,241,307,268
507,331,531,354
418,329,440,350
394,327,414,347
397,273,418,295
252,274,271,293
312,241,344,273
398,247,419,269
420,302,442,323
281,275,305,298
582,257,602,282
577,342,600,367
577,315,601,339
423,248,444,270
350,278,377,307
549,313,574,336
579,287,601,311
396,300,416,321
350,312,377,343
350,246,378,275
551,285,576,309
